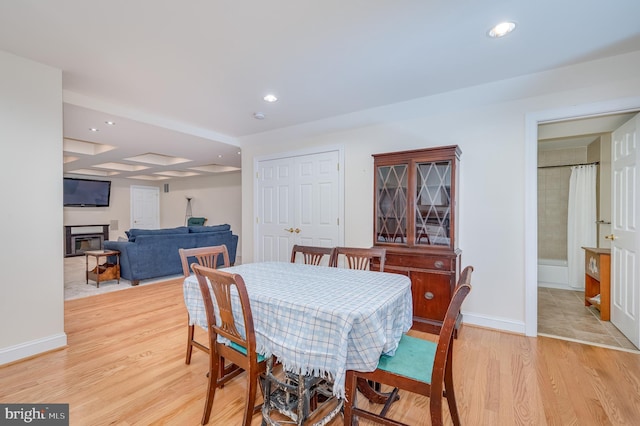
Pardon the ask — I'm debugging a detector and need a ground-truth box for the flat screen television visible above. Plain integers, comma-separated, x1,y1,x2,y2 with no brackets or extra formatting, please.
63,178,111,207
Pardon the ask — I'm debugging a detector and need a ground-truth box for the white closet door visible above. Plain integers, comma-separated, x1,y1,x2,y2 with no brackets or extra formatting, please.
256,149,342,262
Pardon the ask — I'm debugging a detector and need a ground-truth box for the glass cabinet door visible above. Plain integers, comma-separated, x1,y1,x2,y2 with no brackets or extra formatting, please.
415,161,451,246
376,164,408,243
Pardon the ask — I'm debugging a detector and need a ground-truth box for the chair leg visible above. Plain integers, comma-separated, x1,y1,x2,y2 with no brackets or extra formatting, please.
242,371,259,426
430,395,444,426
201,349,220,425
186,324,195,364
344,370,357,426
444,349,461,425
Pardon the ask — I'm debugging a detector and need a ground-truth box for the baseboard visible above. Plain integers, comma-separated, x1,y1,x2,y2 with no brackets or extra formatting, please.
538,282,581,291
0,333,67,366
462,312,525,334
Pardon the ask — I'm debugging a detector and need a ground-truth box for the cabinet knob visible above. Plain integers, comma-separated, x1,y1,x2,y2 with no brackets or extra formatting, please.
424,291,434,300
434,261,444,269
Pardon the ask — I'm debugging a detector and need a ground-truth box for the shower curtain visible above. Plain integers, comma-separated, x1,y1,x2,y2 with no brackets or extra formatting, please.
567,164,597,289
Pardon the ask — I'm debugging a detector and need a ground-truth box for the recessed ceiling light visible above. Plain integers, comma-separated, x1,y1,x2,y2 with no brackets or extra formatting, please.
89,128,99,132
105,121,116,125
263,94,278,102
254,112,266,120
488,21,516,38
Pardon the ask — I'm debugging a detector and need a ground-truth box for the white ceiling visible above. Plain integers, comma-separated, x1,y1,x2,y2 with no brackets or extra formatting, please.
1,1,639,179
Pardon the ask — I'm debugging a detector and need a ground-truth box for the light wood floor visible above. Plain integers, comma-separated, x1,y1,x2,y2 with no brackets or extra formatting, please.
2,279,640,425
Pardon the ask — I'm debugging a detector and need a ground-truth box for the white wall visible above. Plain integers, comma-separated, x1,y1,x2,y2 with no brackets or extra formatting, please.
159,172,242,259
239,50,640,334
0,51,65,364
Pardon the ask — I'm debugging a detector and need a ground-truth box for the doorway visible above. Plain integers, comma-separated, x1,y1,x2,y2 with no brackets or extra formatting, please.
536,114,637,349
525,97,640,350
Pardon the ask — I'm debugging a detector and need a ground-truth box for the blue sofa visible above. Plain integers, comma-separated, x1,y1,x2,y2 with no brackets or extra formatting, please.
103,224,238,285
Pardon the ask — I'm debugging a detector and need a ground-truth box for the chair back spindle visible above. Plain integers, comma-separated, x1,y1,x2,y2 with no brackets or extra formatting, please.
329,246,386,272
290,244,334,266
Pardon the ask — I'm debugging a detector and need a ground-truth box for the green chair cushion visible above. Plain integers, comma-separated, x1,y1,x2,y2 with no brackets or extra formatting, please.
376,334,437,384
229,341,266,363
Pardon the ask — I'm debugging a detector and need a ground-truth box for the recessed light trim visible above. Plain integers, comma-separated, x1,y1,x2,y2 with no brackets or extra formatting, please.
488,21,516,38
89,127,99,132
254,112,266,120
105,121,116,125
263,94,278,102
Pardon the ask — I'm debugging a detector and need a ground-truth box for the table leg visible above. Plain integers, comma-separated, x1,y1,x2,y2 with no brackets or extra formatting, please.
96,255,101,288
261,358,342,426
85,254,89,284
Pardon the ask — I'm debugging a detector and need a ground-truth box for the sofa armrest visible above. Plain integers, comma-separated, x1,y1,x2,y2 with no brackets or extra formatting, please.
103,240,135,280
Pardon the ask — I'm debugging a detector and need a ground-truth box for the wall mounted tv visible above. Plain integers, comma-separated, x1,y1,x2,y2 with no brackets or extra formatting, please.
63,178,111,207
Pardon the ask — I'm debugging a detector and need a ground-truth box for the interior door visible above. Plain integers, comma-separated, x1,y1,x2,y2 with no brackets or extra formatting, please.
130,185,160,229
257,157,295,261
256,150,342,262
610,112,640,347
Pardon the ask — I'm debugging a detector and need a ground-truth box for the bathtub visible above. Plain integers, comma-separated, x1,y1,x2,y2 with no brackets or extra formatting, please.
538,258,569,288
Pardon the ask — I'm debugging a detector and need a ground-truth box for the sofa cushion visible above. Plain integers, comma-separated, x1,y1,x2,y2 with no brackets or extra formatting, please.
126,226,189,241
188,224,231,233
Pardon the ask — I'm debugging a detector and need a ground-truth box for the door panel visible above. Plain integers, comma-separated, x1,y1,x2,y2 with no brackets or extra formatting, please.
257,159,294,262
130,185,159,229
257,150,342,262
294,151,340,247
611,113,639,347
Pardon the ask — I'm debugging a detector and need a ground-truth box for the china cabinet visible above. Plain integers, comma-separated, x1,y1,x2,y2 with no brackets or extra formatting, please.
373,145,461,333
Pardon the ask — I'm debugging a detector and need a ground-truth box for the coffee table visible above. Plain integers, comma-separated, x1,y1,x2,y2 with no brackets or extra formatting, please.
85,250,120,288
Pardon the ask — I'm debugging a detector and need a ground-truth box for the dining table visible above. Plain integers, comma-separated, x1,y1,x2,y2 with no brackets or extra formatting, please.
183,261,412,421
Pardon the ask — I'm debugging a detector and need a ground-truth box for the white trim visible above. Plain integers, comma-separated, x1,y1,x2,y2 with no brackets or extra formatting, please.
538,282,574,291
538,333,640,354
525,96,640,337
463,313,525,335
0,333,67,366
253,144,346,260
254,143,345,162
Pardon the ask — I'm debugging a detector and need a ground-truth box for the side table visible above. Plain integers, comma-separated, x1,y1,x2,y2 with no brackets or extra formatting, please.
582,247,610,321
85,250,120,288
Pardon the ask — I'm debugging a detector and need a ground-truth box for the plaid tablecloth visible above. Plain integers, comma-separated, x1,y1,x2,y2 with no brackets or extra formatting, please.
183,261,412,398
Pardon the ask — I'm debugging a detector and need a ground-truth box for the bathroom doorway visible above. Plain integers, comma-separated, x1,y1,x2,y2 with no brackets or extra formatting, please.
536,111,639,350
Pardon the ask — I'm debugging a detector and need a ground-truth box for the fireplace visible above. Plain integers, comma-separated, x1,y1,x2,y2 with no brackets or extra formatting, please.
65,225,109,257
72,235,103,253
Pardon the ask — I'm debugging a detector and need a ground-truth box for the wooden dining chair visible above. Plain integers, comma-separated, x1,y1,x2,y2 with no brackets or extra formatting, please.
343,265,474,426
329,246,386,272
179,245,231,365
191,264,267,426
290,244,334,266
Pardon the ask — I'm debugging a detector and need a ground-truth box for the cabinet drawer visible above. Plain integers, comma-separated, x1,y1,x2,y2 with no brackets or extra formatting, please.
386,253,452,271
410,271,454,321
